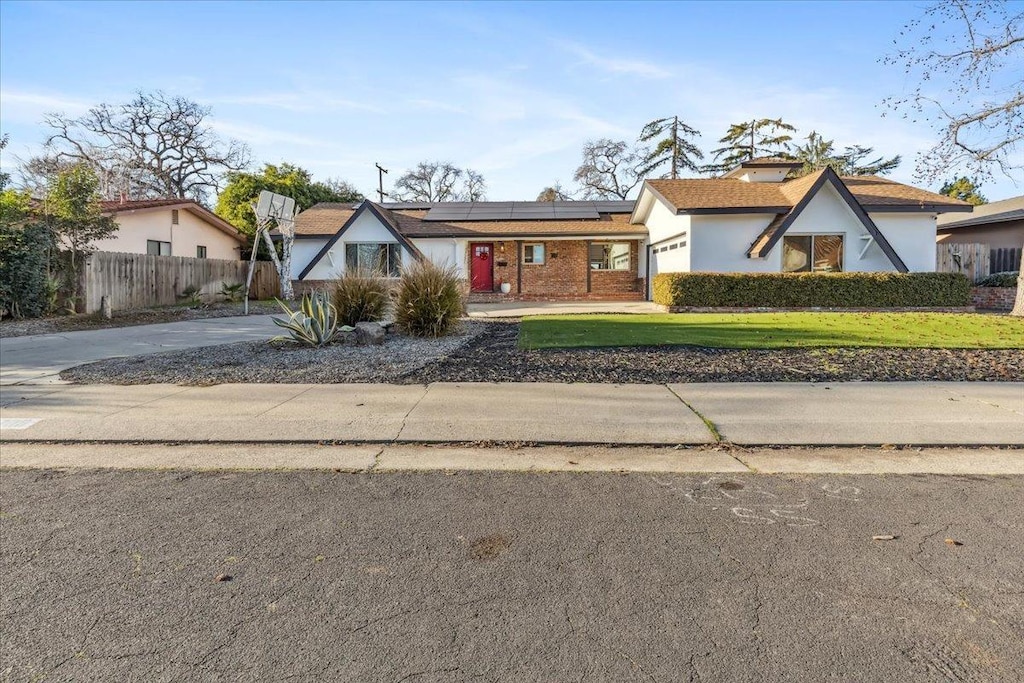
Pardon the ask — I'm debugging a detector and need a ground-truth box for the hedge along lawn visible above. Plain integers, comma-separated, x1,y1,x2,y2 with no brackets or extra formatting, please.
518,313,1024,350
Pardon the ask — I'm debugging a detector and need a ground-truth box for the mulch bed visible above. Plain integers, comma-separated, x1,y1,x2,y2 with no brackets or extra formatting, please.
0,302,281,339
61,320,1022,385
407,320,1022,384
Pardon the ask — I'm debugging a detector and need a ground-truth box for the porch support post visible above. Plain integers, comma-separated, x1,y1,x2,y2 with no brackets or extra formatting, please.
516,240,523,294
586,240,592,293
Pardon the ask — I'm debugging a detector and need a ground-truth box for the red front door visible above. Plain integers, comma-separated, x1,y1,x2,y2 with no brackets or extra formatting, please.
470,243,494,292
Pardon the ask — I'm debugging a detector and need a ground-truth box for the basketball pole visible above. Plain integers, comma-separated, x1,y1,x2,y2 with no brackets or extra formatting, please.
244,208,270,315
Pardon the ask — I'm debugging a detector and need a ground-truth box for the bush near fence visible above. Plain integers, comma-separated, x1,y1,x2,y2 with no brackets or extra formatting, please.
652,272,973,309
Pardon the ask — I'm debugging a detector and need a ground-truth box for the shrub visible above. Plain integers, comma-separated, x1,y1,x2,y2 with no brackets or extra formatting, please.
272,291,352,347
652,272,972,308
395,259,465,337
0,222,55,319
332,269,391,327
977,271,1019,288
220,281,245,302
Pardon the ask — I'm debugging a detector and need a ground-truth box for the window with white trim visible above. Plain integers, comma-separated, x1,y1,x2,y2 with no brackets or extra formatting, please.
782,235,844,272
589,242,630,270
523,243,545,265
344,243,402,277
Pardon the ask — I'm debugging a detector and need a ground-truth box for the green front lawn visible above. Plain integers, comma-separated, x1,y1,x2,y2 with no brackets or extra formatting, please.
519,313,1024,350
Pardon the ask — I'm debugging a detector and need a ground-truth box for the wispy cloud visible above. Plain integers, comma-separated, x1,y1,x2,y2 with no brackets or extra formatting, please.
560,42,672,80
0,89,92,122
209,119,321,148
206,91,385,114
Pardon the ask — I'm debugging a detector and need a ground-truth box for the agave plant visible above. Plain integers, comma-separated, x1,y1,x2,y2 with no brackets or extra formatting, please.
272,292,352,347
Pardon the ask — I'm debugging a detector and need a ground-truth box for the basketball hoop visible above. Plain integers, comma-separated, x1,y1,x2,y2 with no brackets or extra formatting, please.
245,190,298,312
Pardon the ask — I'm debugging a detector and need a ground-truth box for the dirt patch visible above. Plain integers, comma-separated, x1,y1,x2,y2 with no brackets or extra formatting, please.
469,534,511,561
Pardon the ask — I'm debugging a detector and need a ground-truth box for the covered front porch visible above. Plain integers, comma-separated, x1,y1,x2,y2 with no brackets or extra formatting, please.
464,238,647,302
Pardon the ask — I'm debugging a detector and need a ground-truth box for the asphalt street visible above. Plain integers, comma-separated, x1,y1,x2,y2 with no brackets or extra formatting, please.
1,468,1022,682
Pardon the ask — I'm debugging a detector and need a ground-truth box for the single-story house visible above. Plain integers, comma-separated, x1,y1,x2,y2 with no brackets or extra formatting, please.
289,159,971,300
93,198,245,260
936,196,1024,249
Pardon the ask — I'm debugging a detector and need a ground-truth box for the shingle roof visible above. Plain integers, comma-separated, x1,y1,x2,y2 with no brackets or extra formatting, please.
99,198,191,212
99,198,245,243
294,202,643,239
936,196,1024,229
646,174,972,213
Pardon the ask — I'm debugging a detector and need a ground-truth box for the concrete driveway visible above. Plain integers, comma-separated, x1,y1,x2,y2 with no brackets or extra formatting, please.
0,315,277,385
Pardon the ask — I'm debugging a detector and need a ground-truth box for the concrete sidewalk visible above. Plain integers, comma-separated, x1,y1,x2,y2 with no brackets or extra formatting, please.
2,442,1021,474
1,381,1021,447
0,315,277,385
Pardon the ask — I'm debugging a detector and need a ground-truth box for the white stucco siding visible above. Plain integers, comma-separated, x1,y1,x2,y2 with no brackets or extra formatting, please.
642,196,690,245
291,239,331,279
869,213,937,272
295,209,414,280
410,238,470,278
689,214,780,272
92,208,242,260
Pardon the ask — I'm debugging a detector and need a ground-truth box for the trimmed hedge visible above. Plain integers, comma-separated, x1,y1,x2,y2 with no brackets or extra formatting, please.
652,272,972,308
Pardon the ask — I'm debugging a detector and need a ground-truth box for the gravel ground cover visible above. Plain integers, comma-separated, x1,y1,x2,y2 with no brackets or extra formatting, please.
62,321,486,385
0,301,281,338
61,320,1021,384
411,321,1023,383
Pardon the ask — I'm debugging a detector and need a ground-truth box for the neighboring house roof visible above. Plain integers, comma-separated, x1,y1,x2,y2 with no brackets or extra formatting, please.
100,198,246,243
744,168,909,272
936,196,1024,230
642,175,973,215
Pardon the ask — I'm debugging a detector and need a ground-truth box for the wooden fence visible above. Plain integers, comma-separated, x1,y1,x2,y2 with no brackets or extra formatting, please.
990,246,1022,274
79,251,280,313
937,243,1023,283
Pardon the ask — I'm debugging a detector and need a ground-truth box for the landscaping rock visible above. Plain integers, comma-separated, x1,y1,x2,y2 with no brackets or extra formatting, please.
353,322,386,345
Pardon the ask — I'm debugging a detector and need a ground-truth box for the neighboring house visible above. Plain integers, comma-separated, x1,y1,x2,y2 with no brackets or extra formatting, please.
289,159,971,301
93,198,245,260
936,196,1024,249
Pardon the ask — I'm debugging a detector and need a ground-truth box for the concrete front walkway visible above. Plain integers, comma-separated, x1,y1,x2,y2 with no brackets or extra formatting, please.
1,382,1021,447
467,301,662,318
0,315,277,385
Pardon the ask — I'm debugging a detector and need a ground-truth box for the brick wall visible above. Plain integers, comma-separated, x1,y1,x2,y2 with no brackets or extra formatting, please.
971,286,1017,311
469,239,644,301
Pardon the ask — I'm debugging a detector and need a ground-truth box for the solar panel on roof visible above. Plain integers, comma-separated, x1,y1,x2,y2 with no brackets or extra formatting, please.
551,207,600,219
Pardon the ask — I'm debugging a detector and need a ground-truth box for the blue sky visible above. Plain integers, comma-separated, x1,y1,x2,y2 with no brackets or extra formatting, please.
1,0,1020,201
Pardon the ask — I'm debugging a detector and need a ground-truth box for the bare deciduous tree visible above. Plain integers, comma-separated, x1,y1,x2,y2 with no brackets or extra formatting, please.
40,90,250,204
536,183,573,201
882,0,1023,181
573,139,644,200
392,161,486,202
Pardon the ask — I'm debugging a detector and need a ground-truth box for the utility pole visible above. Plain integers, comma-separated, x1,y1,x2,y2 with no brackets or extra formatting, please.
375,163,389,203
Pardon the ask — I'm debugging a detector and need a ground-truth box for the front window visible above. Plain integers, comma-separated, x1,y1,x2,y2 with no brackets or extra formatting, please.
782,235,844,272
345,243,402,277
196,245,207,259
147,240,171,256
523,243,545,265
589,242,631,270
